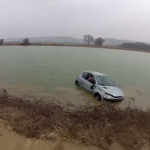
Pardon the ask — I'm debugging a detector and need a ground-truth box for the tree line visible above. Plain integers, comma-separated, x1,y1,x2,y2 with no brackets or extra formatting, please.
0,38,30,46
0,36,105,46
121,42,150,51
83,34,105,46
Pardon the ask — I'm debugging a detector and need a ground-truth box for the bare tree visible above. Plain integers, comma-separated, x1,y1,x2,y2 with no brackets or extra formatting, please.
0,39,4,45
87,35,90,46
21,38,30,45
84,34,93,46
84,35,87,45
94,37,105,46
90,36,93,44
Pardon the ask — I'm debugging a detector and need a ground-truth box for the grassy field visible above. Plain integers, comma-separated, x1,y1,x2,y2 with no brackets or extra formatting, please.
0,89,150,150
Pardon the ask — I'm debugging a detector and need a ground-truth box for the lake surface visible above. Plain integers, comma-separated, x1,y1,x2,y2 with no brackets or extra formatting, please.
0,46,150,109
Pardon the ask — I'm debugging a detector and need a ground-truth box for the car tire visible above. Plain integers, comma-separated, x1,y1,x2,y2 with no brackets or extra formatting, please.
95,93,101,101
75,81,79,86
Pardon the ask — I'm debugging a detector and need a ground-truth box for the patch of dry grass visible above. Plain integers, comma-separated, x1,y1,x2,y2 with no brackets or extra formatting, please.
0,89,150,150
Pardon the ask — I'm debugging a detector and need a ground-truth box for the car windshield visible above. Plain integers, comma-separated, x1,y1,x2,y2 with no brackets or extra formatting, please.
95,75,116,86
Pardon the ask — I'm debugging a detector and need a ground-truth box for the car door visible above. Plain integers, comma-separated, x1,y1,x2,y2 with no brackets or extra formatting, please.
84,73,96,91
80,72,89,90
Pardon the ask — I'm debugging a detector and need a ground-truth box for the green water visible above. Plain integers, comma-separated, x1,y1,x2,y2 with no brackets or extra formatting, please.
0,46,150,108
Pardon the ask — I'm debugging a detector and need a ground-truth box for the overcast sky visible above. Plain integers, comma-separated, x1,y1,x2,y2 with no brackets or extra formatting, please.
0,0,150,42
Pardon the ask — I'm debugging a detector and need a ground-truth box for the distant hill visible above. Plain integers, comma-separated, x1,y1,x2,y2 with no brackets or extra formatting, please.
30,36,85,44
4,36,85,45
3,36,148,46
4,38,22,44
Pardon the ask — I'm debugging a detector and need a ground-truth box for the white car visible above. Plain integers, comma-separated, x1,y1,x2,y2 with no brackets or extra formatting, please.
75,71,124,102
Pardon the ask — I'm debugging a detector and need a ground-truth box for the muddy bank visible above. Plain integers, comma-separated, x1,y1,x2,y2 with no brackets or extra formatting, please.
0,125,100,150
0,89,150,150
0,127,149,150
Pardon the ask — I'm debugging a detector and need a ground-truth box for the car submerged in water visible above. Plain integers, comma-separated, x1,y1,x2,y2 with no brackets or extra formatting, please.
75,71,124,102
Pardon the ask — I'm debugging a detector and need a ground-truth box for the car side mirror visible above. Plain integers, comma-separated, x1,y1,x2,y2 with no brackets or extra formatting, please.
91,79,96,85
90,85,94,89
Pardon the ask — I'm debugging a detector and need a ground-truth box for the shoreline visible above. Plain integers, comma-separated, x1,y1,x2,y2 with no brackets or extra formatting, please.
1,43,150,53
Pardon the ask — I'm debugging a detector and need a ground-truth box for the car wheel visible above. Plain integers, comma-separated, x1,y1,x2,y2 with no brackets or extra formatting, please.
75,81,79,86
95,94,101,101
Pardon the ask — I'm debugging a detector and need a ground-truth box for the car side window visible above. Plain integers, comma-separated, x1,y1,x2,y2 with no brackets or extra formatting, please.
82,72,88,80
87,73,96,85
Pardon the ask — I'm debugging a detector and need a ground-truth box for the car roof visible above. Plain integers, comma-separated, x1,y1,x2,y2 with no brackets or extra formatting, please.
83,71,107,76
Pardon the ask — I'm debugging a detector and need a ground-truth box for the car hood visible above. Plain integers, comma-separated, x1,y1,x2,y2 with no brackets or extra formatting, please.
101,86,124,97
